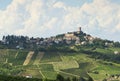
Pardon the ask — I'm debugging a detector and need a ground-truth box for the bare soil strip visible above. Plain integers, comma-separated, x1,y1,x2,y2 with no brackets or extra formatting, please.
33,52,44,65
15,52,19,59
23,51,34,65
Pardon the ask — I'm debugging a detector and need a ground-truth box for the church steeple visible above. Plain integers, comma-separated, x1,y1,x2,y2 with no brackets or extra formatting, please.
79,27,81,32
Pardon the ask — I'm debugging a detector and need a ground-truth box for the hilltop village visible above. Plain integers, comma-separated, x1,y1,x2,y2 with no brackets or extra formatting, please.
0,27,119,49
35,27,95,46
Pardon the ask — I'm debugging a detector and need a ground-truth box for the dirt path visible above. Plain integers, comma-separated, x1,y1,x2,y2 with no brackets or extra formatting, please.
23,51,34,65
33,52,44,65
15,51,19,59
5,58,8,63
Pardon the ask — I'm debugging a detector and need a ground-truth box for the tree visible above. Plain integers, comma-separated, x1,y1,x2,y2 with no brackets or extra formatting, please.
103,79,107,81
114,42,120,47
79,77,86,81
56,74,65,81
66,77,71,81
72,77,78,81
88,76,94,81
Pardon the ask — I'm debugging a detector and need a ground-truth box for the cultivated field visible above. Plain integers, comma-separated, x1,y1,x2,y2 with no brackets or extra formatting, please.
0,47,120,80
33,52,44,65
23,51,34,65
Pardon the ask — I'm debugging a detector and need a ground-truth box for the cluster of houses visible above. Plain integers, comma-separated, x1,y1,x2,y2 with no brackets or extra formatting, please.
28,27,95,47
1,27,117,50
0,27,97,49
0,27,95,49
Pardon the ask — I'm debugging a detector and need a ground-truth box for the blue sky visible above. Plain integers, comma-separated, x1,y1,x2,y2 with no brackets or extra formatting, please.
58,0,93,7
0,0,120,41
0,0,12,10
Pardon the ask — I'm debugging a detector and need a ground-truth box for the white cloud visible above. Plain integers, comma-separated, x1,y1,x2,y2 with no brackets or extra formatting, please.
81,0,120,30
53,1,65,9
57,0,120,41
0,0,120,41
43,17,58,29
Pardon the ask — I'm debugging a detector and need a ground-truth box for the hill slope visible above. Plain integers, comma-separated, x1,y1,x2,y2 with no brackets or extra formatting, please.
0,47,120,81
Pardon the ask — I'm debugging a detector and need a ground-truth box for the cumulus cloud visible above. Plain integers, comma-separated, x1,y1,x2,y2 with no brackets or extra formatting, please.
0,0,120,41
53,1,65,9
0,0,57,37
56,0,120,40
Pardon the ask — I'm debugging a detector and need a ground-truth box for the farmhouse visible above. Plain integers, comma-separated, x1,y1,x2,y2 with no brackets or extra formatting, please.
114,51,119,55
26,75,32,78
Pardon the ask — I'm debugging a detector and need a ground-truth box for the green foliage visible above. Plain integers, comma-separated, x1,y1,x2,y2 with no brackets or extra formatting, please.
72,77,78,81
56,74,65,81
41,52,62,63
11,51,28,65
0,75,42,81
114,42,120,47
80,48,120,63
88,76,94,81
79,77,86,81
39,64,54,71
39,46,76,53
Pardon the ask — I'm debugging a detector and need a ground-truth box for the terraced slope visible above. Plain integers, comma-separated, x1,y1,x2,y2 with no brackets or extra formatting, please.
0,48,120,81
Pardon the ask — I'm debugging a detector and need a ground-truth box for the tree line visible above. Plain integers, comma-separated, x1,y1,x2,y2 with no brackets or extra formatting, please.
0,35,120,50
0,74,94,81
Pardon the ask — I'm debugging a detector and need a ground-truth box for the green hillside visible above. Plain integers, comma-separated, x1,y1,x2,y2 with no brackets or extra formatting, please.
0,47,120,81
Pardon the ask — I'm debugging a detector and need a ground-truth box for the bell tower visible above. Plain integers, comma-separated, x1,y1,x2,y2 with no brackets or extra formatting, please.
79,27,81,32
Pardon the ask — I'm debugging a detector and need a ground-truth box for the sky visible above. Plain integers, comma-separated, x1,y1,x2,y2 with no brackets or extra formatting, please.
0,0,120,41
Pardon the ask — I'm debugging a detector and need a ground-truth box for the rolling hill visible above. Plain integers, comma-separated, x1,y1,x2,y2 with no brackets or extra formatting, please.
0,47,120,81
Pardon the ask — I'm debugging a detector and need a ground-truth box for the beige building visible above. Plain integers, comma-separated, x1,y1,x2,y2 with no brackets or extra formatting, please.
64,33,77,40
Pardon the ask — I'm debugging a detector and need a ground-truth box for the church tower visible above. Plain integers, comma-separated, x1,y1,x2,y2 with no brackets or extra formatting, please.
79,27,81,32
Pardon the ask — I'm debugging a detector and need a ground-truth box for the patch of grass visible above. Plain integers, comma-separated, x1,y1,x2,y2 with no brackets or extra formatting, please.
8,49,18,64
58,71,85,80
53,60,79,71
88,60,120,80
39,64,54,71
29,51,39,65
20,69,43,79
33,52,44,65
95,48,113,54
41,52,62,63
42,71,57,80
109,47,120,52
38,64,57,79
13,51,28,65
0,49,8,62
62,68,89,77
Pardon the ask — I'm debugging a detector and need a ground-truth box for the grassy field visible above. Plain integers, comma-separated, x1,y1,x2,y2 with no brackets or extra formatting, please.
53,61,79,71
13,51,28,65
0,49,8,62
88,60,120,80
8,49,18,64
33,52,44,65
40,52,62,63
39,64,54,71
0,49,28,65
0,48,120,80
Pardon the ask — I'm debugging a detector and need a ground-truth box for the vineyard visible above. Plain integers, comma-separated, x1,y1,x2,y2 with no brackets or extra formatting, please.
0,48,120,81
